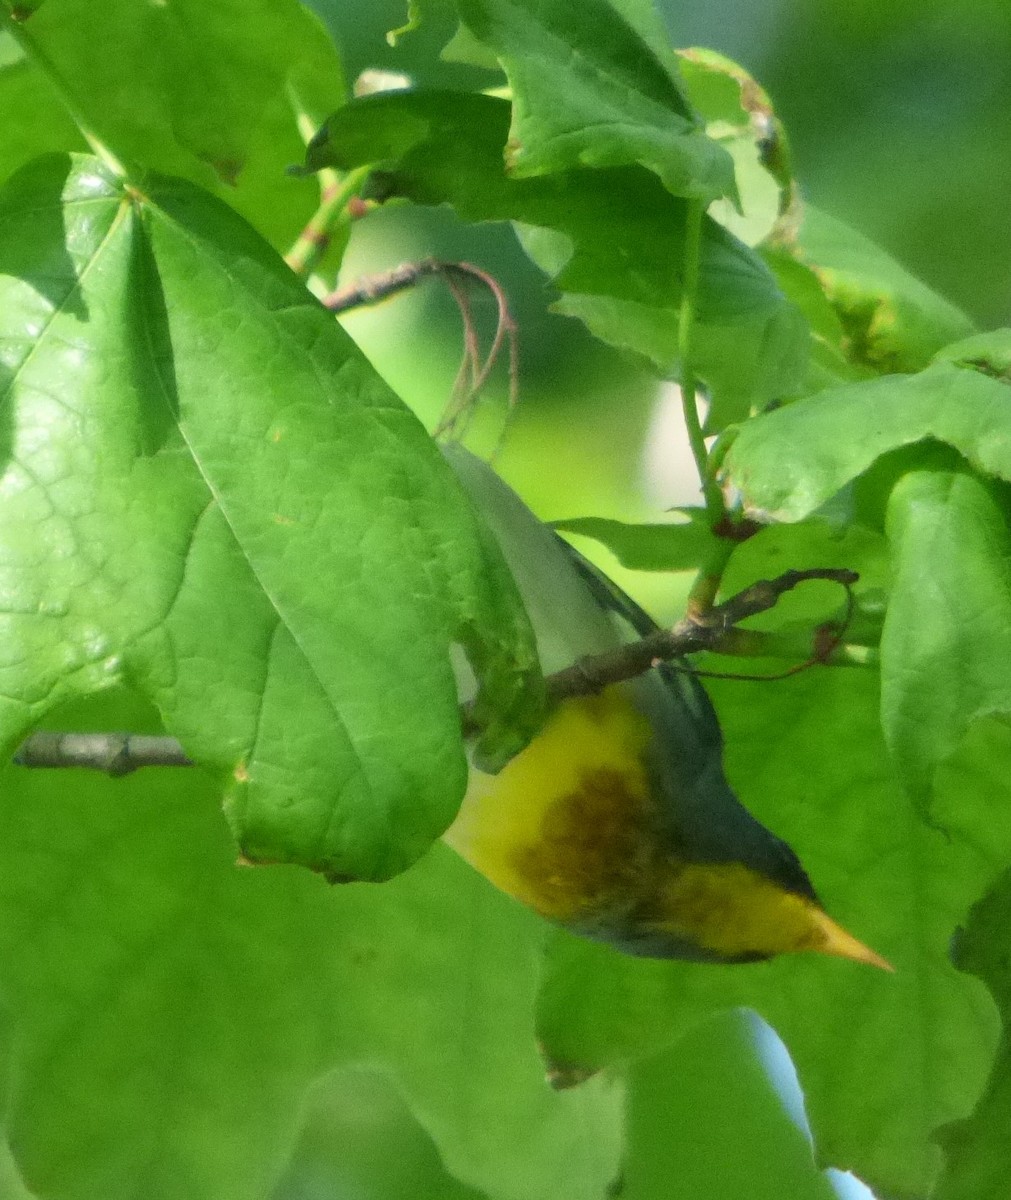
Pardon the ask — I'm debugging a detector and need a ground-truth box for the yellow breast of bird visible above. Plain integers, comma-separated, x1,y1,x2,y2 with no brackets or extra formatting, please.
444,685,662,926
442,682,879,965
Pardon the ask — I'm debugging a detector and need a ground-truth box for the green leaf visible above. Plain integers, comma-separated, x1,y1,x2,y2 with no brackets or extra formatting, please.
0,29,88,185
0,699,339,1200
341,852,626,1200
0,691,623,1200
304,89,807,425
761,250,865,393
935,866,1011,1200
451,0,735,202
881,454,1011,805
678,47,793,248
623,1011,837,1200
935,328,1011,380
724,357,1011,522
2,0,346,252
550,286,808,430
272,1067,487,1200
792,206,976,374
0,1004,36,1200
0,152,541,881
553,512,718,572
535,521,1011,1197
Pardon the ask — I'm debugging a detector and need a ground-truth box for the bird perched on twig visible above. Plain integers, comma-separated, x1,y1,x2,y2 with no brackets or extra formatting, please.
443,445,890,970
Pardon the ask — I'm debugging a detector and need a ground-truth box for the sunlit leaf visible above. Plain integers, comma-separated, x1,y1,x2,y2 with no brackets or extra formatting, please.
2,0,346,251
452,0,735,202
725,358,1011,522
0,151,540,881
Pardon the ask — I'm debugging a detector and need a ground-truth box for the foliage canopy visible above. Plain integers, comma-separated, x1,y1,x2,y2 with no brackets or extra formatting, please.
0,1,1008,1198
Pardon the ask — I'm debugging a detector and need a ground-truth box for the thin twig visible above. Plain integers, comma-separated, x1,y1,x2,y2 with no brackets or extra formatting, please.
543,567,859,702
442,271,483,437
323,260,430,312
14,733,194,775
284,167,369,279
11,568,859,772
667,581,858,681
322,259,519,439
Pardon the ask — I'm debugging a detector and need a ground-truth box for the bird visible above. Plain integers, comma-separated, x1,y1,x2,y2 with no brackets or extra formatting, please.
441,445,890,969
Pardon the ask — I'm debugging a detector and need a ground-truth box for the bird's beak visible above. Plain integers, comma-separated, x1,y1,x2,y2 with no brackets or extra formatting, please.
809,908,894,972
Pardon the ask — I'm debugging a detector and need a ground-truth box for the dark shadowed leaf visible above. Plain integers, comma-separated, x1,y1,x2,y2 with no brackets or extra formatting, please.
935,866,1011,1200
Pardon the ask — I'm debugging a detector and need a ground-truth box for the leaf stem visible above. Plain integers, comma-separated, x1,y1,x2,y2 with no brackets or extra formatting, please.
677,198,725,527
284,166,369,278
685,535,735,619
676,198,746,614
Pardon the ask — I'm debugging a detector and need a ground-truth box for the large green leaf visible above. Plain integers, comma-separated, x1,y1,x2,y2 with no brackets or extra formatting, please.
0,1005,35,1200
534,520,1011,1197
724,355,1011,522
0,0,345,252
271,1067,487,1200
935,866,1011,1200
303,89,807,424
723,342,1011,805
881,454,1011,805
0,151,541,881
0,691,622,1200
0,29,87,186
451,0,734,202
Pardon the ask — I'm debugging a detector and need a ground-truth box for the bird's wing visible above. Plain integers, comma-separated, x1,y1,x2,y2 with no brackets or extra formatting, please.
560,538,724,757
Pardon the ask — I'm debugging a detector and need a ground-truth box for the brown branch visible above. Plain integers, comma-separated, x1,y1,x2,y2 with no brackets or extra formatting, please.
10,568,858,772
323,260,435,312
322,259,519,439
545,568,858,701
